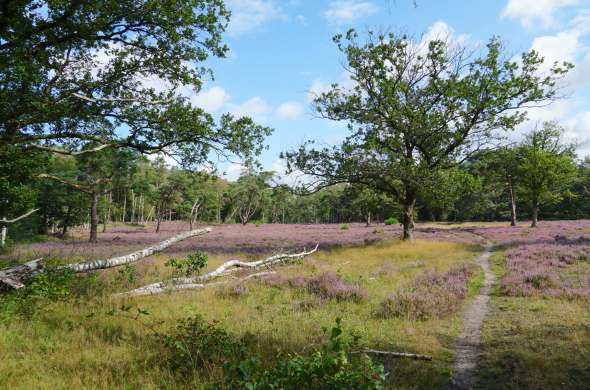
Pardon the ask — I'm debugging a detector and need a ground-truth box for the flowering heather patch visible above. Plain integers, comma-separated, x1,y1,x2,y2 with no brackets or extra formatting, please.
3,222,406,262
379,264,476,320
501,236,590,297
261,271,367,302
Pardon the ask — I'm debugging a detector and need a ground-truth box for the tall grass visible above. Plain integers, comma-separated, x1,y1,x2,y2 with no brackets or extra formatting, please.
0,239,480,389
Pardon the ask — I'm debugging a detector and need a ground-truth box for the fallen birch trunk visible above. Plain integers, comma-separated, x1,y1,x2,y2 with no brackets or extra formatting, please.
0,228,211,290
123,246,318,296
172,244,319,285
65,227,212,272
122,271,278,297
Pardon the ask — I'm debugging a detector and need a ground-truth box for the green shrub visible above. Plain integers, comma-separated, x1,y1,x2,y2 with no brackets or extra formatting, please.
161,316,246,375
235,318,385,389
340,223,349,230
165,251,208,277
384,217,398,225
159,317,386,389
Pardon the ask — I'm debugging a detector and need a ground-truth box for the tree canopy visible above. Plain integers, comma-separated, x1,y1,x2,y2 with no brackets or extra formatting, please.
1,0,271,166
285,30,572,239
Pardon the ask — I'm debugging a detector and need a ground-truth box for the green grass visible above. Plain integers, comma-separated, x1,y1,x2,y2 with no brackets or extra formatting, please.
0,239,482,389
477,249,590,390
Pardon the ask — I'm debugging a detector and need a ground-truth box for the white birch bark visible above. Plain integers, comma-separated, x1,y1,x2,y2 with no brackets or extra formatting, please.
65,227,211,272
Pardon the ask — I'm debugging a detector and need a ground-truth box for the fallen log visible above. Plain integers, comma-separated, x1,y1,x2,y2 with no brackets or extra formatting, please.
172,244,319,285
350,348,433,361
124,246,318,296
121,271,278,297
0,228,211,290
64,227,212,272
0,258,44,291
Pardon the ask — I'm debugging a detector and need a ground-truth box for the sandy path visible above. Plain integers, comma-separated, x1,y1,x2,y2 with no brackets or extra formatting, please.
449,243,494,389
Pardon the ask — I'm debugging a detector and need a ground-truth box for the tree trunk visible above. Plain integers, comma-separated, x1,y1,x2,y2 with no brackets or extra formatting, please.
89,192,99,242
0,224,6,248
366,211,371,227
531,202,539,228
61,205,71,238
402,192,416,241
1,229,212,289
122,191,127,223
508,178,517,227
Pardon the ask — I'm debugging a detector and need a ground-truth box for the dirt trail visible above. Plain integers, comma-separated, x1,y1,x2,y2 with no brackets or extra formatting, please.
449,243,494,390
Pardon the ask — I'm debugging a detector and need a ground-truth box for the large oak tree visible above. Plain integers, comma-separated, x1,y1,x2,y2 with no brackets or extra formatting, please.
1,0,270,164
285,30,571,240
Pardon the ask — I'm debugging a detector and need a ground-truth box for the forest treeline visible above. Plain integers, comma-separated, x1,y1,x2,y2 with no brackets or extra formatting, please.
2,120,586,245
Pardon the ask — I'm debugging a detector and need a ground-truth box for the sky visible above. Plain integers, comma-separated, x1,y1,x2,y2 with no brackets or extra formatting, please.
183,0,590,181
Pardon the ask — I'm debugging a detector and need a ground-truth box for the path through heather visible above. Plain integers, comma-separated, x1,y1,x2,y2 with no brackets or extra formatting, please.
449,243,494,390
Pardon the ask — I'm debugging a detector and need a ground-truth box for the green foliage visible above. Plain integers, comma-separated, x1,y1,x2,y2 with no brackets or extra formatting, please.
516,122,577,220
27,269,76,300
115,264,138,287
384,217,398,225
159,316,385,389
235,318,385,390
285,29,571,238
165,252,208,277
340,223,349,230
161,316,246,376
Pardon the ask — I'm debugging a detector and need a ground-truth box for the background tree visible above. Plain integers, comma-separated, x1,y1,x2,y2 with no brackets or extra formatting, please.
517,122,577,227
229,170,275,225
286,30,571,240
476,147,521,226
38,148,135,241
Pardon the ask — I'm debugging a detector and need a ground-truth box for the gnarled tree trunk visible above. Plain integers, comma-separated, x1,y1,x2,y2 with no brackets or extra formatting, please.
402,190,416,241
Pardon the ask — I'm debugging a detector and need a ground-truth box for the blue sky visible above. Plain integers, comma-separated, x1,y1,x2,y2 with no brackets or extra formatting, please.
185,0,590,180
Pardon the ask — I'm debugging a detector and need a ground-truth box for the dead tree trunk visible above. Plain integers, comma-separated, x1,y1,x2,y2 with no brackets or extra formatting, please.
0,228,212,289
67,227,211,272
125,244,318,296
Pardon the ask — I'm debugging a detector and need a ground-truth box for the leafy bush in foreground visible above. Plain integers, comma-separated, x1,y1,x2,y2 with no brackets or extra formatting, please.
160,316,385,389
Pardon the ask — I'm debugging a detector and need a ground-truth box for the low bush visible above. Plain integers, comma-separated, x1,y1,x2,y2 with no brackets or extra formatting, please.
160,316,386,389
165,251,208,277
379,264,475,320
384,217,398,226
340,223,349,230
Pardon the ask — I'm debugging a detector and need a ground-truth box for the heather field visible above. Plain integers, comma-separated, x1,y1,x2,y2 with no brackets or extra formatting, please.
1,220,590,389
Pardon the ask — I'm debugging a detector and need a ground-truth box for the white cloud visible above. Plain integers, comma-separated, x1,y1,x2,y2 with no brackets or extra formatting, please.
270,158,312,187
530,30,581,72
190,86,230,112
221,162,245,181
501,0,580,29
420,20,470,49
276,101,304,119
324,0,378,25
226,0,286,36
307,79,331,103
228,96,271,120
295,14,306,25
